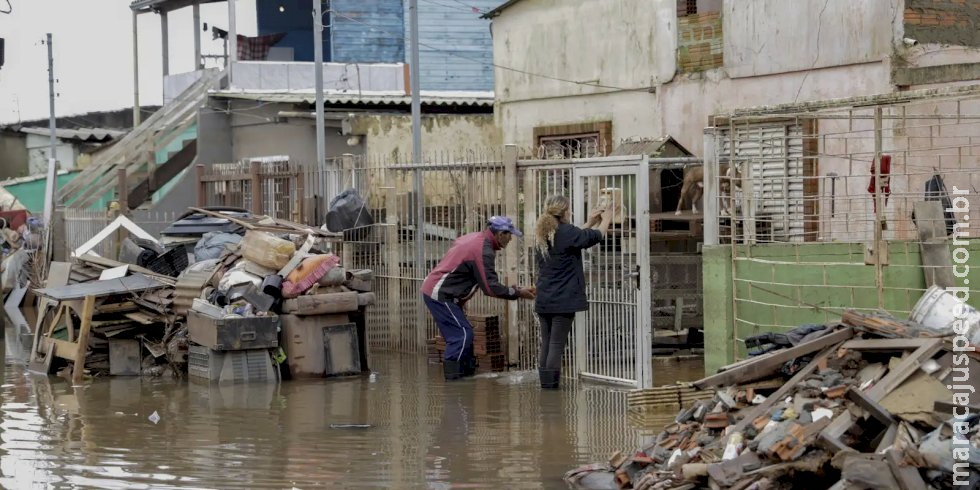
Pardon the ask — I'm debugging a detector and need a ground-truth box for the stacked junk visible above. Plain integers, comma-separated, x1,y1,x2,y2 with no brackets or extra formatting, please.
25,197,374,384
567,286,980,489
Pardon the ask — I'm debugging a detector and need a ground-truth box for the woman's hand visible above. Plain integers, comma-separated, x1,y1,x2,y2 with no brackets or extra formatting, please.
587,208,604,226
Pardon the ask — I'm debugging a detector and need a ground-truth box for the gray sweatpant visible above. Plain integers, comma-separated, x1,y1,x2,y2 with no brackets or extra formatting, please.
538,313,574,371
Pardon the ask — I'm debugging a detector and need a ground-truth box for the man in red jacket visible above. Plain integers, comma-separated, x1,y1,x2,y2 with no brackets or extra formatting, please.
421,216,535,380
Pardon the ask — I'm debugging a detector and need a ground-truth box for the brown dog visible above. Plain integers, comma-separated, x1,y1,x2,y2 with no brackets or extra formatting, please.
674,164,739,216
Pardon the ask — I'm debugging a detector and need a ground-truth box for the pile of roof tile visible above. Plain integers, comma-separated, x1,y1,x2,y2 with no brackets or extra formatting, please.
565,309,979,489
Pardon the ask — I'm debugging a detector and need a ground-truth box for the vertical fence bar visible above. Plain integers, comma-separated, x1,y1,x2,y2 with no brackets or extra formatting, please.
704,128,719,246
250,160,263,216
196,164,206,207
503,145,520,366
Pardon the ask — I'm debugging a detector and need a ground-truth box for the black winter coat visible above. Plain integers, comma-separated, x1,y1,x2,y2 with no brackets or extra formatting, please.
533,223,604,314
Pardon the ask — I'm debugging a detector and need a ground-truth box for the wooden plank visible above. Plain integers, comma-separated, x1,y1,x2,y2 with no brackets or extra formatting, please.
841,338,935,351
867,339,943,399
72,296,96,383
935,400,980,413
282,292,359,315
914,201,956,288
693,327,853,389
846,387,896,425
44,338,79,361
821,339,944,450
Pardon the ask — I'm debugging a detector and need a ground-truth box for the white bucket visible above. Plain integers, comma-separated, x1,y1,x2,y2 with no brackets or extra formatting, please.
909,285,980,344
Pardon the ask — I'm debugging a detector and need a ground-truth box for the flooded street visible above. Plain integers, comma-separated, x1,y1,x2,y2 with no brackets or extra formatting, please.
0,328,699,489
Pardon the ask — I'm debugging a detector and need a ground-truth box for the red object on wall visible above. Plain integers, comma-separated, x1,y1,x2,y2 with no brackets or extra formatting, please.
867,154,891,212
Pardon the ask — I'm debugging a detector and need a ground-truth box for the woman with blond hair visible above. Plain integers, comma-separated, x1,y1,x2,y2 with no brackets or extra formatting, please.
533,195,612,389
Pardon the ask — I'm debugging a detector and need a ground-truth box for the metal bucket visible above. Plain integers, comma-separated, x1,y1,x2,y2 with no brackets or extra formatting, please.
909,285,980,344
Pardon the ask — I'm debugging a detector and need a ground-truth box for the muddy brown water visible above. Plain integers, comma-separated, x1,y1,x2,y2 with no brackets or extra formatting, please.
1,329,702,489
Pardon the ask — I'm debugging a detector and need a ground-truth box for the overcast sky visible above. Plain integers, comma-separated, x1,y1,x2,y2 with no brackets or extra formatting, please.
0,0,257,124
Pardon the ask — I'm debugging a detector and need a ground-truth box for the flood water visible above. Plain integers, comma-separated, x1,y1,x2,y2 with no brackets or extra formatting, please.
1,328,700,489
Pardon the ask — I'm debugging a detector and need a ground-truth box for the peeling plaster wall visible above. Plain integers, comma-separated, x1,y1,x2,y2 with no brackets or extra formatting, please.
350,114,501,160
349,114,501,207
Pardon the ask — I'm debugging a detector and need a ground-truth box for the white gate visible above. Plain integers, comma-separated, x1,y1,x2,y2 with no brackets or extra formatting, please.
519,156,652,387
570,158,653,388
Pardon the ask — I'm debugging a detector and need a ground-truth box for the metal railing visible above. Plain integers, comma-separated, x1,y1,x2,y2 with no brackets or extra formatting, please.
704,85,980,359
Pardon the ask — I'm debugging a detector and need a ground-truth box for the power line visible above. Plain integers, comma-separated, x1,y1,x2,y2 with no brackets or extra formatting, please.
327,9,644,92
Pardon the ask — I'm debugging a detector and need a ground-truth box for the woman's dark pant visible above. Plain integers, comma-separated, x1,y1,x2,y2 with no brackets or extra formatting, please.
538,313,574,370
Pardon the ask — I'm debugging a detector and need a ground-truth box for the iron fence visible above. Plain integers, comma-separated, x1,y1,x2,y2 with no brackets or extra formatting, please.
705,84,980,358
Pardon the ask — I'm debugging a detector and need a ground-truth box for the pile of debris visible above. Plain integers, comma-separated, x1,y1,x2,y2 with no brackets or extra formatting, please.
566,300,980,489
27,207,375,383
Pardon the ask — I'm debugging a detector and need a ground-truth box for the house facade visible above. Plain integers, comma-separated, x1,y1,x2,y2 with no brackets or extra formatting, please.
485,0,980,155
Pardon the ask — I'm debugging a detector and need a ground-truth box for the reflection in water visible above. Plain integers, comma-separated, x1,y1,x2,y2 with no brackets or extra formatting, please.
1,329,699,488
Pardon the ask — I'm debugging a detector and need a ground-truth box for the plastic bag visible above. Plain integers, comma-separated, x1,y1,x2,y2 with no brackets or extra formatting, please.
240,230,295,270
325,188,373,240
217,260,263,293
194,232,242,262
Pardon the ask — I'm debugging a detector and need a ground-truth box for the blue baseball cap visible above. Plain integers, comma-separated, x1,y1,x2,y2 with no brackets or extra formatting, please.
487,216,523,237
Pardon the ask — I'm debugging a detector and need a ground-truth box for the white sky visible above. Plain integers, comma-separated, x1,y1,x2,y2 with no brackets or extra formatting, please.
0,0,257,124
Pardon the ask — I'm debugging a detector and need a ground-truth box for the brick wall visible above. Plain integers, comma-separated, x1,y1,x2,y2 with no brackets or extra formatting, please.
677,11,723,73
905,0,980,47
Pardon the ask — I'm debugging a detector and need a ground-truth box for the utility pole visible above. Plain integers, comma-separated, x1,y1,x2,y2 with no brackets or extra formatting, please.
409,0,425,343
43,33,57,225
313,0,327,203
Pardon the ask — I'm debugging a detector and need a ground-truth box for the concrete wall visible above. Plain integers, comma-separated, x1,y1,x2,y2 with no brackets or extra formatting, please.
490,0,676,103
0,133,28,180
25,134,76,175
230,61,407,92
702,241,980,373
492,0,901,151
723,0,898,79
224,100,351,163
497,61,893,154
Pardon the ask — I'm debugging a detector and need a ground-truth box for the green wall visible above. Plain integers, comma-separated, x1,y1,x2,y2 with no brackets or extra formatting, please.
703,241,980,374
3,172,78,214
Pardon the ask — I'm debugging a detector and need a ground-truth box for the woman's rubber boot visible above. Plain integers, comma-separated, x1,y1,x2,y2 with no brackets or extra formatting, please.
444,360,464,381
539,369,560,389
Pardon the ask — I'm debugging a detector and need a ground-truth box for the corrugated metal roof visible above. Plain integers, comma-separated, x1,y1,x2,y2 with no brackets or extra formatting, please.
15,127,126,142
209,89,496,107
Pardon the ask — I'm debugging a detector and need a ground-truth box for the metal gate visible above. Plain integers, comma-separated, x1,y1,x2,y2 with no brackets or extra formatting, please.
519,156,653,388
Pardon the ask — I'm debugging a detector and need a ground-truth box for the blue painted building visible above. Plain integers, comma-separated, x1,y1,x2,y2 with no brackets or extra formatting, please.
256,0,504,91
